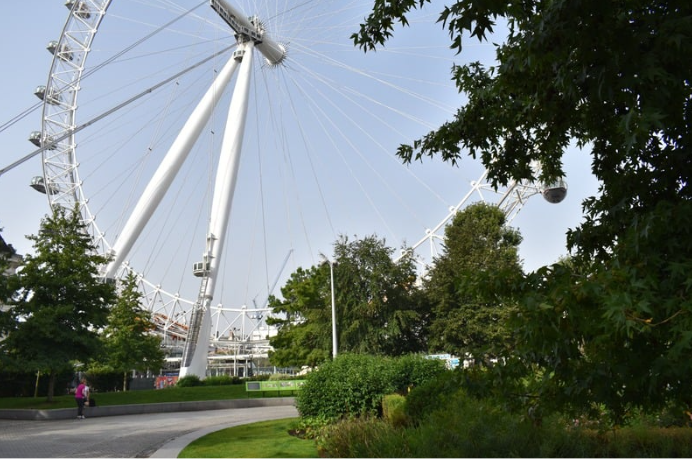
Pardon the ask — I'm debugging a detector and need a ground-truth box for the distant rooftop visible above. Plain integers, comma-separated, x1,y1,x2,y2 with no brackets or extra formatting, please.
0,234,15,256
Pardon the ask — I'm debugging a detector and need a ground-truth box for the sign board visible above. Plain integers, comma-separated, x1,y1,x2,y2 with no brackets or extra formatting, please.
245,380,305,393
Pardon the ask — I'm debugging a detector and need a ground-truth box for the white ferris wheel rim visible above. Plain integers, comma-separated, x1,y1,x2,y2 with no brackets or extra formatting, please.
40,0,205,345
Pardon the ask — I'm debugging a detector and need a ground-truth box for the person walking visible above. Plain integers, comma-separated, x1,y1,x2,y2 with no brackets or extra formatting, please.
75,378,88,419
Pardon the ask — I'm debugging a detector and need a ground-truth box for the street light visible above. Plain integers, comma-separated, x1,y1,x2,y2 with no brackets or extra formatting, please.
319,252,338,359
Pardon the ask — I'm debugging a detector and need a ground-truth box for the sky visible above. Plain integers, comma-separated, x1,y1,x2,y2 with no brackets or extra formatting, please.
0,1,600,333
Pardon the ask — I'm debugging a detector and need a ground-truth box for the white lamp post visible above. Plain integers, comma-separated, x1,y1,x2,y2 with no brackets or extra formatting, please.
319,252,338,359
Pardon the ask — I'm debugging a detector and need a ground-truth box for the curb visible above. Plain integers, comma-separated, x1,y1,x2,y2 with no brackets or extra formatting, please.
0,397,296,420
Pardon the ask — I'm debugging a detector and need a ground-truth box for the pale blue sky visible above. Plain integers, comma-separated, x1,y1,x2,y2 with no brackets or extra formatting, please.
0,1,600,315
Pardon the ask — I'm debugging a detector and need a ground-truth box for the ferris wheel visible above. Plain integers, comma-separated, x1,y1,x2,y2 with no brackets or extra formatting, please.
31,0,565,377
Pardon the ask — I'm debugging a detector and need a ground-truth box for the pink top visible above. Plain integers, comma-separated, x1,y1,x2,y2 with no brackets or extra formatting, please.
75,383,86,399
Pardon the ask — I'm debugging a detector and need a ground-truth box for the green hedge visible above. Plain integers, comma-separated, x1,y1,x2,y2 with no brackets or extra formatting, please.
296,353,445,422
204,375,242,386
404,369,463,423
176,374,203,387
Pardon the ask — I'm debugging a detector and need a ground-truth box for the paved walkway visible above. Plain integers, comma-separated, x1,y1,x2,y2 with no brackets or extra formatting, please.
0,404,299,458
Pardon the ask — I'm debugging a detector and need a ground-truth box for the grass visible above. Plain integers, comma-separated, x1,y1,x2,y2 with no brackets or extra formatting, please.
179,417,319,458
0,384,256,410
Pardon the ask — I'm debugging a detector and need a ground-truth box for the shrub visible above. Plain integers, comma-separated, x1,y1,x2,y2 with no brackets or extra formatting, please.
319,376,692,457
295,414,333,441
203,375,239,386
404,369,463,423
318,416,409,458
175,374,202,387
406,392,602,458
297,353,448,423
322,390,585,457
382,394,408,428
595,425,692,458
624,404,692,428
296,353,392,421
411,392,542,457
389,354,447,394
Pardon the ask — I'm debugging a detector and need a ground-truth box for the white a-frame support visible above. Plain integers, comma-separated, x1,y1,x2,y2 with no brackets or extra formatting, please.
179,0,286,379
102,55,240,279
179,41,255,378
101,0,286,379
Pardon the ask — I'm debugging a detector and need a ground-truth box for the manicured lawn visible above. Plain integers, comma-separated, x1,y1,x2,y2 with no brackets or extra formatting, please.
179,417,319,458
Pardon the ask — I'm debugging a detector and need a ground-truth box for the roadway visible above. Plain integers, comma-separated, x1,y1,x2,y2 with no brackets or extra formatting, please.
0,404,299,458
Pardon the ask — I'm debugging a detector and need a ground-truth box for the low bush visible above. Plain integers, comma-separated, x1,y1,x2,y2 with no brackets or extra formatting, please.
320,388,692,458
318,416,408,458
382,394,408,428
296,353,446,423
320,391,584,457
203,375,240,386
296,353,391,421
389,354,447,394
592,425,692,458
409,392,551,457
295,414,333,441
176,374,202,387
404,369,463,423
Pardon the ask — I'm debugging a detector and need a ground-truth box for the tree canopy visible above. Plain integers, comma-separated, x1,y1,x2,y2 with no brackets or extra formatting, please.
353,0,692,420
99,271,164,391
0,232,17,329
267,265,333,367
268,235,428,367
334,235,428,356
425,202,522,363
0,206,116,400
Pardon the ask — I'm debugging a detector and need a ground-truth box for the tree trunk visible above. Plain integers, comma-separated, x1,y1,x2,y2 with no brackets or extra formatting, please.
123,371,128,392
46,369,56,402
34,371,41,398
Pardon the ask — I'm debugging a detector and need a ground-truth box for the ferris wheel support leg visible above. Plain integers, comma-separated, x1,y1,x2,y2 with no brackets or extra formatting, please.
180,42,255,379
102,54,240,279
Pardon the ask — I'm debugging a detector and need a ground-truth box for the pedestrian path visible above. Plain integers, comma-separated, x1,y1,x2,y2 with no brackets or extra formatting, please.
0,401,298,458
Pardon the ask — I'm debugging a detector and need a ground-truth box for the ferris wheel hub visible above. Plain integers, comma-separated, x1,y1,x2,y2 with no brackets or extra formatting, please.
210,0,287,66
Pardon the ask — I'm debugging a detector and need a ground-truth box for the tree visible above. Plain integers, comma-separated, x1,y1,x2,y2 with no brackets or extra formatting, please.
425,202,523,364
508,208,692,422
267,266,332,367
0,232,18,338
353,0,692,420
0,232,20,370
0,206,116,401
100,272,164,391
334,235,428,356
268,235,429,367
